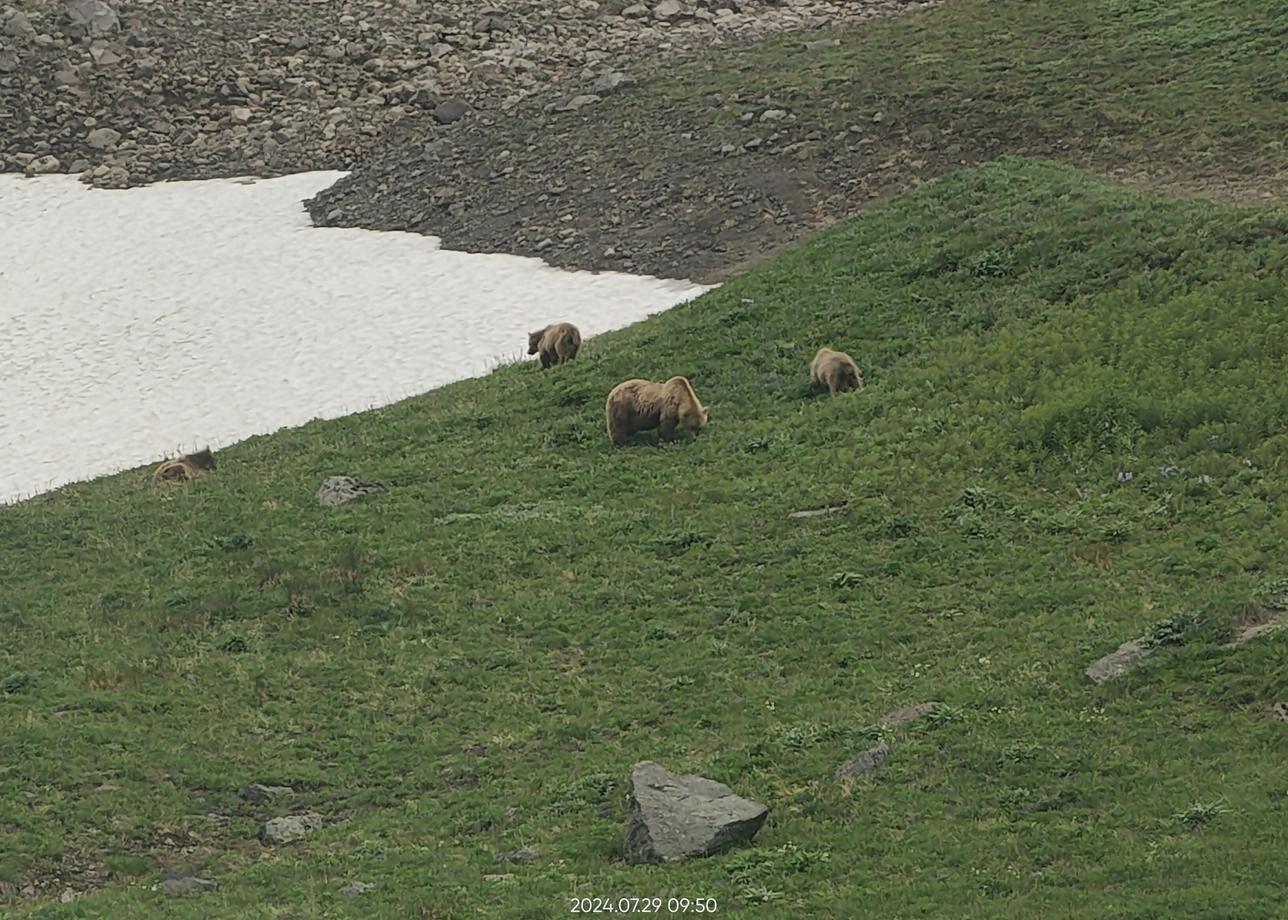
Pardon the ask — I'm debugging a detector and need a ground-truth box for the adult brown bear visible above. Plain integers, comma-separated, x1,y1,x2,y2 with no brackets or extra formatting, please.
605,376,708,446
528,322,582,369
809,347,863,395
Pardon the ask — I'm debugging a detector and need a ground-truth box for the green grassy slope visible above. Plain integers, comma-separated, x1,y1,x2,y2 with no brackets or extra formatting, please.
4,159,1288,918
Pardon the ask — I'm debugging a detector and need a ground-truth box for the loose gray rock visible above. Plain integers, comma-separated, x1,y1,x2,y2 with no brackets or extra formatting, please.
160,876,218,897
433,98,471,124
653,0,690,21
65,0,119,35
835,742,889,782
495,846,540,863
549,93,601,113
623,761,769,864
877,701,940,728
260,813,324,845
25,155,61,175
760,108,789,121
339,881,376,897
86,127,121,149
239,783,294,804
590,70,633,95
1084,639,1153,684
3,10,36,40
315,475,384,506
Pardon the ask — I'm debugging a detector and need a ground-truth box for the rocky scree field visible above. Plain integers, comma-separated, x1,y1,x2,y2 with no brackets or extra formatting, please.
1,159,1287,917
309,0,1288,281
0,0,920,189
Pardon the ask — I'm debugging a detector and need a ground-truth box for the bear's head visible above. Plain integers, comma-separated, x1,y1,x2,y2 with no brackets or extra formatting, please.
527,328,546,355
188,447,217,471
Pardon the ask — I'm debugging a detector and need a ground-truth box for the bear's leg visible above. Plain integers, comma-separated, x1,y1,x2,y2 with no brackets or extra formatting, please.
658,414,678,442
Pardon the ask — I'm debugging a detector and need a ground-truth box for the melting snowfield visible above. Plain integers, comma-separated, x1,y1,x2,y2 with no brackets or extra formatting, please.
0,172,710,504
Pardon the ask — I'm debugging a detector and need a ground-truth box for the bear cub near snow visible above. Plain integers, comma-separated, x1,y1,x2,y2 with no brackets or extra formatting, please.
528,322,582,369
809,347,863,395
153,447,217,482
606,376,709,446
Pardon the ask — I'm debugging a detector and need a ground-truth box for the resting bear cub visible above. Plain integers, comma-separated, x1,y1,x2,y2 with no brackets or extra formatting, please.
528,322,582,369
154,447,217,482
606,376,709,446
809,347,863,395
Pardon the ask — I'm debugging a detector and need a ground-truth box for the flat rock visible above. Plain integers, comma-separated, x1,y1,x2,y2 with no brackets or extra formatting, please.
590,70,633,95
549,93,601,113
339,881,376,897
1084,639,1153,684
315,475,384,506
788,504,844,519
835,742,889,782
239,782,294,804
623,760,769,864
495,845,540,863
260,813,324,845
160,876,218,897
877,701,940,728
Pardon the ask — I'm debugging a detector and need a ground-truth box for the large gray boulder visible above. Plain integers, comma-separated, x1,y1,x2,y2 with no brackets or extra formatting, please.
623,761,768,864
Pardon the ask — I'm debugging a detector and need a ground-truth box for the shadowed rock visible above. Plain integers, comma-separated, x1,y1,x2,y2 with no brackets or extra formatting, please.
835,742,889,782
495,846,540,863
623,761,769,864
239,783,294,804
260,813,323,845
1085,639,1153,684
160,876,217,897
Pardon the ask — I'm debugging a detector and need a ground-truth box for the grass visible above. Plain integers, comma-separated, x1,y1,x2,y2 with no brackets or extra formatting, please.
2,157,1287,917
670,0,1288,200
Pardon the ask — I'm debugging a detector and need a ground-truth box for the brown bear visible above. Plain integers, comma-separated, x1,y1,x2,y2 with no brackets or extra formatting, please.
606,376,709,446
153,447,217,482
809,347,863,395
528,322,582,369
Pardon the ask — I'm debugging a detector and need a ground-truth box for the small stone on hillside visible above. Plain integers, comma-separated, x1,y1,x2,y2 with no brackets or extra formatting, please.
483,873,515,882
239,782,294,804
316,475,384,506
260,813,324,845
549,93,600,112
835,742,889,782
495,846,540,863
590,70,634,95
1272,702,1288,723
623,761,769,864
433,98,471,124
878,701,940,728
1084,639,1152,684
160,876,218,897
65,0,119,35
339,881,375,897
789,505,844,519
86,127,121,149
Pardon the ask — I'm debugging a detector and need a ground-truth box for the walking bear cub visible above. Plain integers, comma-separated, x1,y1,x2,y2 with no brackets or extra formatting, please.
606,376,708,446
153,447,217,482
528,322,582,368
810,347,863,395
